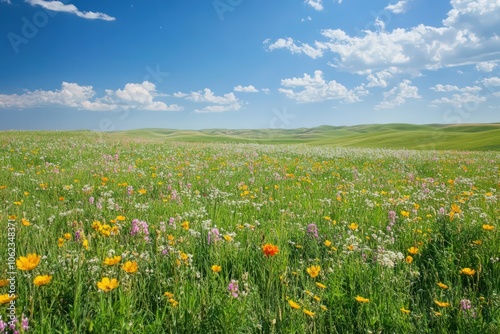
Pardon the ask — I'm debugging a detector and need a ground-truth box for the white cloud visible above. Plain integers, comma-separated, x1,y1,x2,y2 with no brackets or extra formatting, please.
267,37,324,59
305,0,323,11
475,61,498,72
268,0,500,75
2,0,12,4
431,84,481,92
261,88,271,95
174,88,242,113
234,85,258,93
25,0,115,21
0,81,182,111
431,93,486,107
0,82,95,109
195,104,241,113
366,67,401,88
279,70,359,103
385,0,413,14
375,80,420,109
481,76,500,86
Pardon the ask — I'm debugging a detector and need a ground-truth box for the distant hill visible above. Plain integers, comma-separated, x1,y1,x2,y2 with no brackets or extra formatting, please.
111,123,500,151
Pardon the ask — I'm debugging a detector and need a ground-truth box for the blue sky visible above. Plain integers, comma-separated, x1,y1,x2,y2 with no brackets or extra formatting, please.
0,0,499,131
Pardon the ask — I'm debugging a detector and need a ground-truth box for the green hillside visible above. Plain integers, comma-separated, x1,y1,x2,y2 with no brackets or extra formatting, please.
112,123,500,151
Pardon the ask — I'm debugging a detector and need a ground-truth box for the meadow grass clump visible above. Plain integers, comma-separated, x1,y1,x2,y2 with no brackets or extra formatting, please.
0,131,498,333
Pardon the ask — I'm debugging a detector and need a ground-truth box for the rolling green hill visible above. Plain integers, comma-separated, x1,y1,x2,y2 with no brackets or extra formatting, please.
111,123,500,151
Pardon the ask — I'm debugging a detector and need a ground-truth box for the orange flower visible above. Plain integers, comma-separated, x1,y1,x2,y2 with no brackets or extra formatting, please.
0,280,9,287
262,244,279,257
482,224,494,231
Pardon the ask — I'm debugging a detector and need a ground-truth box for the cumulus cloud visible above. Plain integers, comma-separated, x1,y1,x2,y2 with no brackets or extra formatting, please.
431,84,481,92
375,80,420,109
305,0,323,11
174,88,242,113
25,0,115,21
234,85,258,93
266,37,325,59
0,81,182,111
431,93,486,107
385,0,413,14
268,0,500,75
279,70,359,103
481,76,500,87
475,61,498,72
366,67,402,88
0,82,95,109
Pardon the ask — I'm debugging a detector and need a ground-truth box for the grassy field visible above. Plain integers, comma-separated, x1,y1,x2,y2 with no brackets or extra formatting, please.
112,123,500,151
0,130,499,333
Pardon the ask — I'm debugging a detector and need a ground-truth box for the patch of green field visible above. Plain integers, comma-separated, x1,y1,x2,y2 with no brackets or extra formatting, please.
112,123,500,151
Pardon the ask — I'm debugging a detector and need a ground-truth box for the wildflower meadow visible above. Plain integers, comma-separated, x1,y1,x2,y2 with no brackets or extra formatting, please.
0,131,499,333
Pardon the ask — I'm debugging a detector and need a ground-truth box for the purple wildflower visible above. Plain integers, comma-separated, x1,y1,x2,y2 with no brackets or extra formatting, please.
307,223,318,238
228,280,239,298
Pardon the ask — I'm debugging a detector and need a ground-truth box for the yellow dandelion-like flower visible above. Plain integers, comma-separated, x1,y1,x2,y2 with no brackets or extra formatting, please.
437,282,449,289
406,256,413,264
303,309,315,317
33,275,52,286
121,261,138,274
63,233,71,240
288,300,300,310
16,253,41,271
103,256,121,266
211,265,222,273
324,240,332,247
434,300,451,308
316,282,326,289
460,268,476,276
348,223,358,231
400,307,410,314
21,218,31,226
181,221,189,230
164,291,174,298
482,224,494,231
408,247,419,255
306,265,321,278
116,215,126,221
0,294,16,305
97,277,119,292
355,296,369,303
97,277,120,292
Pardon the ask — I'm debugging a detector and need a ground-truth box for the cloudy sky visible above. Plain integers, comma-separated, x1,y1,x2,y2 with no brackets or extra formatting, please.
0,0,499,130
